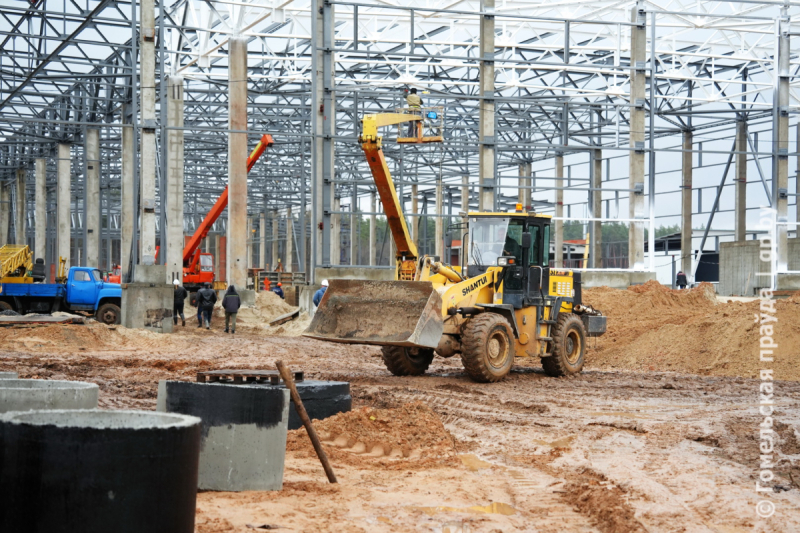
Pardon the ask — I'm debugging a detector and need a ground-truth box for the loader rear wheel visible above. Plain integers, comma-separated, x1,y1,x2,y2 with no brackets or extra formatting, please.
381,346,435,376
460,313,514,383
543,313,585,377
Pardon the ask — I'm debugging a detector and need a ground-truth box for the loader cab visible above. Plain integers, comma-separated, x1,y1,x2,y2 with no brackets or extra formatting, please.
466,212,551,309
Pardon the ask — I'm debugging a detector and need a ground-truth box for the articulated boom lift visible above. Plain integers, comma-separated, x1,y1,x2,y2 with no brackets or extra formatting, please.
182,134,274,292
305,113,606,383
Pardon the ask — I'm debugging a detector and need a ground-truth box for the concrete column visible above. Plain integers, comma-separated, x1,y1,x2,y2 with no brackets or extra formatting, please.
518,163,531,210
85,128,100,267
0,183,8,246
628,6,646,270
214,233,220,275
590,149,602,268
554,155,564,268
331,196,341,265
461,175,470,265
776,18,790,271
15,169,25,245
681,130,693,275
246,216,254,268
271,210,279,269
286,207,293,272
120,123,134,279
139,0,157,266
478,0,495,211
796,123,800,231
733,121,747,242
35,158,46,261
166,76,184,283
369,191,376,266
259,212,266,269
226,36,248,288
57,143,71,267
410,184,418,247
435,179,444,259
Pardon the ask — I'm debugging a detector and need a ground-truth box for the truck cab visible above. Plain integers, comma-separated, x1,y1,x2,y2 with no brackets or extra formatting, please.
0,267,122,325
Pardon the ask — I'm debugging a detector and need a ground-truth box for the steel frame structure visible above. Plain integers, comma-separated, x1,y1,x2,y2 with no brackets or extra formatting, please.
1,0,798,280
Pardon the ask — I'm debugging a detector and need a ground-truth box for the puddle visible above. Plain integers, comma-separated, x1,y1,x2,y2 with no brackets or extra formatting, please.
459,454,493,471
415,502,516,516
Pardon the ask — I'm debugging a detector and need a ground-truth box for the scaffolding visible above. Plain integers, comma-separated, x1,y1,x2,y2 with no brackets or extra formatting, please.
0,0,798,287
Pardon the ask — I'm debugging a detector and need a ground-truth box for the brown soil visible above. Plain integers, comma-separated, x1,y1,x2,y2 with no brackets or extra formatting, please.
583,280,800,380
1,281,799,531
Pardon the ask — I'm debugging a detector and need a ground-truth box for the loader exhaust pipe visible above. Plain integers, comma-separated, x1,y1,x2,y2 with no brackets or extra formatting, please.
303,280,444,349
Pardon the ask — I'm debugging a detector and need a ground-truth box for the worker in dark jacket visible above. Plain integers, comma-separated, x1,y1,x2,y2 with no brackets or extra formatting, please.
271,282,284,300
222,285,241,334
676,271,688,290
173,279,188,326
313,279,329,307
197,282,217,330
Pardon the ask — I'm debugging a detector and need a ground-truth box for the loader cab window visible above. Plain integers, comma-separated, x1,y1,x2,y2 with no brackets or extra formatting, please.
468,217,510,268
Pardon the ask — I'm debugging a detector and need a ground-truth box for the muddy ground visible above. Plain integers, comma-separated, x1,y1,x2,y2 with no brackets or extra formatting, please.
0,285,799,531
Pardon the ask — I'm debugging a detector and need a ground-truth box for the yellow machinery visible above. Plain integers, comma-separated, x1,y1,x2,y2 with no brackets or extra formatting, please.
0,245,33,284
304,112,606,382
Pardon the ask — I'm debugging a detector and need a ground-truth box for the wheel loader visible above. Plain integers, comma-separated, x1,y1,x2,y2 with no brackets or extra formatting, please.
304,111,607,382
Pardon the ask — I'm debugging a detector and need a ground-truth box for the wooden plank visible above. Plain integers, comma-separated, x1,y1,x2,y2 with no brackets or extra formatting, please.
0,315,85,326
268,307,300,326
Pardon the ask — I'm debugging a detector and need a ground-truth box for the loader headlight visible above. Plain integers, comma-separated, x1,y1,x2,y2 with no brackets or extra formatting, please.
497,256,516,267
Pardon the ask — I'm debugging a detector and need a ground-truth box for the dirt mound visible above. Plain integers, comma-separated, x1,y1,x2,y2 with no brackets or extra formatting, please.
287,403,457,468
583,281,800,380
213,291,310,336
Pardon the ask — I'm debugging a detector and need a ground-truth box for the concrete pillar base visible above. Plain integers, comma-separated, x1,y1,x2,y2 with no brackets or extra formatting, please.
122,266,174,333
238,289,256,307
0,372,18,380
0,379,98,413
157,381,290,491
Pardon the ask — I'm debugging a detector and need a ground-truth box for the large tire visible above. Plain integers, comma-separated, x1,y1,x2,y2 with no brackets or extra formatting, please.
0,301,13,312
96,303,121,325
542,313,586,377
381,346,435,376
460,313,514,383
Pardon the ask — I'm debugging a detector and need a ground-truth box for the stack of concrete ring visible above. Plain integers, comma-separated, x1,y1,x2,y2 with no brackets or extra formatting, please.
0,372,202,533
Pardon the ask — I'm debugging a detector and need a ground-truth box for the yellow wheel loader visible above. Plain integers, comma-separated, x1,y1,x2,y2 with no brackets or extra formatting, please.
304,112,606,382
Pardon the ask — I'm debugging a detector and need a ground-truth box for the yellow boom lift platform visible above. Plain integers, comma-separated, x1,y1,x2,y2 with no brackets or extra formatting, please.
304,110,606,382
0,245,33,284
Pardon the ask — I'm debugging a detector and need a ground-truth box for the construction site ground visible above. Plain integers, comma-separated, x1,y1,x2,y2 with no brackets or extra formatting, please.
1,285,798,532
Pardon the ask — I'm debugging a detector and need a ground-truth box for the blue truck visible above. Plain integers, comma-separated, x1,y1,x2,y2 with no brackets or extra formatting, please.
0,267,122,325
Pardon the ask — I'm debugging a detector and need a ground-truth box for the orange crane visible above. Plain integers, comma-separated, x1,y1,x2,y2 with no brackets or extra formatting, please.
182,134,274,292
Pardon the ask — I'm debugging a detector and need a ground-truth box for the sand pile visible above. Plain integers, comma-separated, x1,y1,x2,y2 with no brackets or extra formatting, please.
214,290,310,336
287,403,457,467
584,280,800,380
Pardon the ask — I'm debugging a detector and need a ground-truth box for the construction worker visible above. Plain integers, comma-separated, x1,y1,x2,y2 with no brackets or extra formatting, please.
313,279,329,307
676,271,688,290
406,88,422,137
271,282,284,299
222,285,241,334
173,279,188,327
263,277,271,292
275,258,284,272
196,282,217,329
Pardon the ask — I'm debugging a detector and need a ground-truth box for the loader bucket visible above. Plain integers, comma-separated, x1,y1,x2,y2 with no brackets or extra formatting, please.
303,280,443,349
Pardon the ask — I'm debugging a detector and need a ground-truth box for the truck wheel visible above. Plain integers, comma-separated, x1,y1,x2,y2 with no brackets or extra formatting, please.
381,346,434,376
460,313,514,383
0,301,12,312
96,303,121,325
543,313,586,377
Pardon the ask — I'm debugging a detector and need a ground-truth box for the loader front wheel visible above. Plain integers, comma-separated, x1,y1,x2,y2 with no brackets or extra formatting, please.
542,313,585,377
460,313,514,383
381,346,435,376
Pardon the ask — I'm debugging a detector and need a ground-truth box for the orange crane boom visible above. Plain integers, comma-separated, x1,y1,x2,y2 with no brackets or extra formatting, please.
182,134,274,276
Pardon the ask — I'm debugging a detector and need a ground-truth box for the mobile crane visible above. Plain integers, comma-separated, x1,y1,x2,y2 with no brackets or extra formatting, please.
181,134,274,294
304,112,606,382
